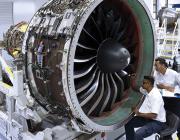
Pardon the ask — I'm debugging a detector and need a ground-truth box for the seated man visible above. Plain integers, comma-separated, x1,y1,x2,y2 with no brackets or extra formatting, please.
154,57,180,140
125,76,166,140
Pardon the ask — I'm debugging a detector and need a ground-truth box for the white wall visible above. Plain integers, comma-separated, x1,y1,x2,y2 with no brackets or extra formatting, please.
157,0,166,11
0,0,13,40
0,0,48,40
34,0,47,10
13,1,36,24
169,0,180,4
13,0,48,24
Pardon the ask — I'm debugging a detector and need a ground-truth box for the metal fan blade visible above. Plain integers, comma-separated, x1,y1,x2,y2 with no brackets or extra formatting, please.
115,23,128,41
77,43,97,51
110,17,122,38
120,70,128,76
74,63,96,79
83,28,100,45
90,16,103,41
116,71,131,91
79,71,101,106
103,73,117,111
109,74,118,108
76,68,98,94
118,17,132,42
113,72,124,101
115,72,124,89
87,73,104,115
99,74,111,114
88,73,106,116
105,10,114,37
74,56,96,63
96,6,105,27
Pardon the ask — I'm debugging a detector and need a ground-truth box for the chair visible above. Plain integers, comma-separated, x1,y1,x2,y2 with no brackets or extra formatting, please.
155,111,180,140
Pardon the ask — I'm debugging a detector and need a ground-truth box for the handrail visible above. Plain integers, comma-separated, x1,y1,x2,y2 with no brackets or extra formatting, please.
156,18,179,59
172,22,178,57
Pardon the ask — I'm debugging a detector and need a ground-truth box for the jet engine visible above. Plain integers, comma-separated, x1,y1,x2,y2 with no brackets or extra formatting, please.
3,21,28,58
22,0,156,132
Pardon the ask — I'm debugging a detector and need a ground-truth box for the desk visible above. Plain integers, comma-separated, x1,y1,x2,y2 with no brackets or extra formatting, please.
161,89,180,126
161,89,180,98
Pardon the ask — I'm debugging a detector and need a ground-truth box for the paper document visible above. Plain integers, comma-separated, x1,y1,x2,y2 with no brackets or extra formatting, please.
161,89,175,97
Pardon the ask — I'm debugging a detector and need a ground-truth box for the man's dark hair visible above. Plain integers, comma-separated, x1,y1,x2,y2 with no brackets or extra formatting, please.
144,76,154,86
155,57,168,67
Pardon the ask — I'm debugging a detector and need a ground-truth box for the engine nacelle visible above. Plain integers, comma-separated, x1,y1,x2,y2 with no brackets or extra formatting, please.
22,0,156,132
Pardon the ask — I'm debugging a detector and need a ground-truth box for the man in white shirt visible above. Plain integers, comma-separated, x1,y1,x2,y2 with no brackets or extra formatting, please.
154,57,180,93
154,57,180,139
125,76,166,140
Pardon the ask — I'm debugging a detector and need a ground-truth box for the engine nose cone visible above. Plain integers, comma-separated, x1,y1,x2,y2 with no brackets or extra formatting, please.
97,39,130,73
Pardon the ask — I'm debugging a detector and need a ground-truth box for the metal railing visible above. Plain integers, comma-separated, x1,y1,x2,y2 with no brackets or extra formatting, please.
157,18,179,59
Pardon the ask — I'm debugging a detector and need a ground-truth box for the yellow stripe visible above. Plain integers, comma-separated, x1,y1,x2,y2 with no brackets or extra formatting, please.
0,81,12,89
18,24,28,32
159,55,172,59
5,66,14,79
161,50,172,53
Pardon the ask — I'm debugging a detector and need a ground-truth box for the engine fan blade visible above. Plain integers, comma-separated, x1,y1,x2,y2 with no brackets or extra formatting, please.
87,73,104,116
113,72,124,101
110,16,122,38
77,43,97,51
90,16,104,41
105,10,115,37
76,68,98,94
79,71,101,106
115,21,129,41
74,56,96,63
74,63,96,79
109,73,118,109
99,74,111,114
83,28,100,45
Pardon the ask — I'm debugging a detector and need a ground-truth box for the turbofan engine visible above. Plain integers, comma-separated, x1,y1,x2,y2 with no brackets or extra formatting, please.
22,0,156,132
3,21,28,58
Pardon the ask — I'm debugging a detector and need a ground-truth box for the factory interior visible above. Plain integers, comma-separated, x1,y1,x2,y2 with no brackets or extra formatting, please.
0,0,180,140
